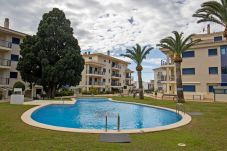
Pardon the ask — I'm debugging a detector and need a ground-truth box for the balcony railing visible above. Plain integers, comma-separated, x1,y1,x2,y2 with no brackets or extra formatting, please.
0,77,10,85
161,59,174,66
112,74,121,77
112,64,121,69
88,71,105,75
160,75,175,81
111,82,121,86
126,75,131,79
0,40,12,48
88,81,105,85
0,58,11,67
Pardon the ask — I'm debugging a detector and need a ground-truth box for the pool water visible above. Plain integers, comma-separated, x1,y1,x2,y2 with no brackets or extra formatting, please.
31,98,182,130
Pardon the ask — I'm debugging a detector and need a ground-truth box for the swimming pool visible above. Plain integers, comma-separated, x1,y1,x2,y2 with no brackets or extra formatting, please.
23,98,191,133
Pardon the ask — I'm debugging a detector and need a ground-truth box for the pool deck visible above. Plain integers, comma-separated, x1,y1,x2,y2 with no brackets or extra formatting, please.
21,98,191,134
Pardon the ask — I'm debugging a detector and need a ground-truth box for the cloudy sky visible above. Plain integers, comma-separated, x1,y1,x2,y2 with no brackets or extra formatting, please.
0,0,224,82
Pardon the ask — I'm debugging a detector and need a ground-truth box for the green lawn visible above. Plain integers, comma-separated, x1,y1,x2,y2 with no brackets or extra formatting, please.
1,96,227,151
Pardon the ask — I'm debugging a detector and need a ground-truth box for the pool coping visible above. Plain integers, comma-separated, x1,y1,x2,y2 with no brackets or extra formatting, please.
21,98,192,134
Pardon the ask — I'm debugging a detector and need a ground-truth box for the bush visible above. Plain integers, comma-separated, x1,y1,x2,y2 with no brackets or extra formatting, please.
82,90,91,95
13,81,25,91
56,88,74,97
89,87,98,95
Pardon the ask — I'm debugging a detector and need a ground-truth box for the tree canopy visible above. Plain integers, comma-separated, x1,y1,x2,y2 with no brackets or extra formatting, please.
17,8,84,98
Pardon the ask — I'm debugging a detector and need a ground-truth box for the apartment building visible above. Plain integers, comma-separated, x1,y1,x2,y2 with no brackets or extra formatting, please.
154,27,227,100
0,18,28,98
78,52,134,92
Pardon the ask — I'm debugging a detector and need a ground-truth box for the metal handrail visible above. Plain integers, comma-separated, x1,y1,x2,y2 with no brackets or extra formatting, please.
0,58,11,66
88,71,105,75
112,74,121,77
0,77,10,85
176,103,185,114
0,39,12,48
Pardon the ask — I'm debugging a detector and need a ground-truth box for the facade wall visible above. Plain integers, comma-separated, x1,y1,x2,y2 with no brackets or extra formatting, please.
0,26,27,99
154,32,227,100
79,53,133,92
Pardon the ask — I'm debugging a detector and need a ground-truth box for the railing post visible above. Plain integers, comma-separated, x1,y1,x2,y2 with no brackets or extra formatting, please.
105,115,107,132
117,113,120,131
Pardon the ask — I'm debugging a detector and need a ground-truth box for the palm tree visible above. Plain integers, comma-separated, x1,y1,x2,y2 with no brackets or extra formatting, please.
193,0,227,39
121,44,153,99
157,31,201,103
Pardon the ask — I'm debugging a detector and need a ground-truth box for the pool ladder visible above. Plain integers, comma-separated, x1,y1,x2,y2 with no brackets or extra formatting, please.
105,113,120,132
176,103,185,114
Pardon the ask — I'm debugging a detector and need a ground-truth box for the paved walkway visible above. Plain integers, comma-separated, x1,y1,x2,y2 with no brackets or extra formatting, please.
23,99,76,105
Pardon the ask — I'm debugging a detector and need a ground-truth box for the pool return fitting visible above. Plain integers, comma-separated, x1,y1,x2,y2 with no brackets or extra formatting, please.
105,113,121,132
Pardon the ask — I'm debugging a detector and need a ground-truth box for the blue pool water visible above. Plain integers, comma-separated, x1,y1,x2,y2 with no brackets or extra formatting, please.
31,98,182,130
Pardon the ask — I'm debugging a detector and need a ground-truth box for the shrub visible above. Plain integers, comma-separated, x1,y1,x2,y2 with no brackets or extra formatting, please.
82,90,91,95
13,81,25,91
56,88,74,97
89,87,98,95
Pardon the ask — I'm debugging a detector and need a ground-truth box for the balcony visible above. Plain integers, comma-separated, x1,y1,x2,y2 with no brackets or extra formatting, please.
160,75,175,81
161,59,174,66
126,75,132,79
111,82,121,86
0,77,10,85
87,71,105,76
112,64,121,70
112,74,121,78
0,40,12,51
88,81,105,86
0,58,11,68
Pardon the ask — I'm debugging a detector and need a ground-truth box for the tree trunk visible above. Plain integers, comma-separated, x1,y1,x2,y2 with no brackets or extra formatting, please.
175,61,185,103
47,85,56,99
51,86,56,98
137,70,144,99
47,87,52,99
224,25,227,39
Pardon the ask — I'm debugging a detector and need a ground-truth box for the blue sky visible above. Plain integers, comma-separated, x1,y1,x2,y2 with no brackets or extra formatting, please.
0,0,224,81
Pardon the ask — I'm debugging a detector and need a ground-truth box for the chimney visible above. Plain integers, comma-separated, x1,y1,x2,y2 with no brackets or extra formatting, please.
207,24,210,34
4,18,9,28
107,50,110,56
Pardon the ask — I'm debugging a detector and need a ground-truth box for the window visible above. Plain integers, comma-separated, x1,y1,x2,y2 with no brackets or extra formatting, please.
209,86,214,93
222,66,227,74
11,54,19,61
104,60,106,62
89,57,92,59
182,68,195,75
208,49,217,56
221,83,227,86
12,37,20,44
183,85,196,92
103,68,106,73
214,36,222,42
10,72,18,78
221,47,227,55
182,51,195,58
209,67,218,74
103,79,106,83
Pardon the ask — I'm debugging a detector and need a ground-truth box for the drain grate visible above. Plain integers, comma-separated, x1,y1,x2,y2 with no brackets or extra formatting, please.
99,134,131,143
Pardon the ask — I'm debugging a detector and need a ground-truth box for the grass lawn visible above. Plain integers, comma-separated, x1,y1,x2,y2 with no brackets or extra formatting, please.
1,96,227,151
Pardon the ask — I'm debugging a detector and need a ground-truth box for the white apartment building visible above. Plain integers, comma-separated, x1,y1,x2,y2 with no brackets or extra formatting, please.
78,52,134,92
0,18,28,99
154,27,227,100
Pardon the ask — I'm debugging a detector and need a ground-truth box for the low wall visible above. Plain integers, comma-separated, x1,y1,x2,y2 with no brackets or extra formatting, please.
10,95,24,104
